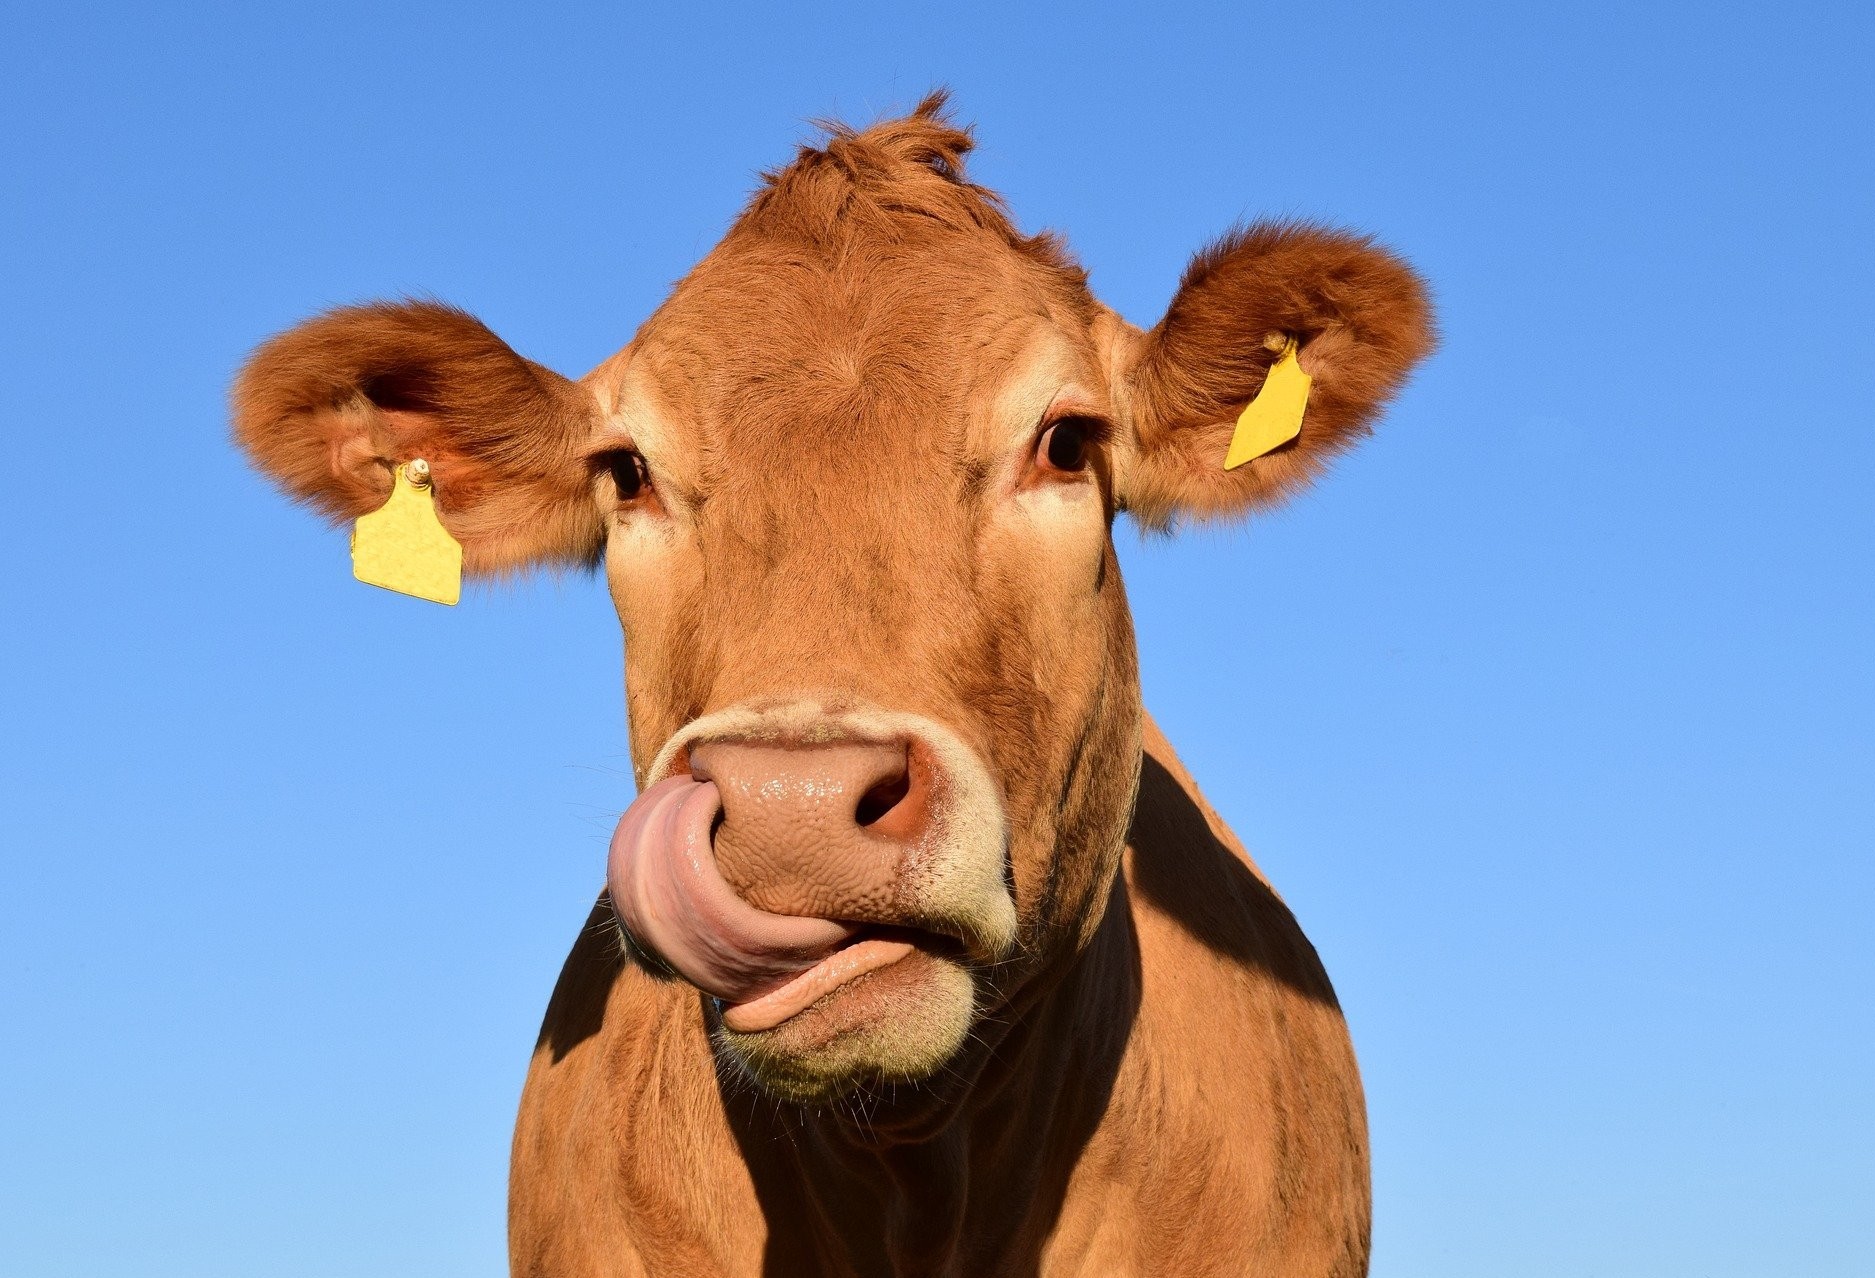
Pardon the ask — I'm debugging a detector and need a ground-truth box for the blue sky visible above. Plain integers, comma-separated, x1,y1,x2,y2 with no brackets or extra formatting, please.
2,2,1870,1274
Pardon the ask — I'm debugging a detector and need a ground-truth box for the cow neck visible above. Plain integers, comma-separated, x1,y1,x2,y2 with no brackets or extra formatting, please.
732,862,1142,1269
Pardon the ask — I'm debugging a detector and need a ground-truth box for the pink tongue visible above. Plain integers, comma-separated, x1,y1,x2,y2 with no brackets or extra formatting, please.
607,775,857,1004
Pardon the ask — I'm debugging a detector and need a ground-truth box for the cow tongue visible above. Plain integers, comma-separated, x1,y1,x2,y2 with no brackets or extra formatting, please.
607,774,858,1005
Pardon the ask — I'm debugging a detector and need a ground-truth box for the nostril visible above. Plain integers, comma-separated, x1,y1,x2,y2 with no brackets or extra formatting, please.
854,770,911,827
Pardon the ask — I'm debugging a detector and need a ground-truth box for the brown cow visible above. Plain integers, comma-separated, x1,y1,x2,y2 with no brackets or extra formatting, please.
232,95,1433,1276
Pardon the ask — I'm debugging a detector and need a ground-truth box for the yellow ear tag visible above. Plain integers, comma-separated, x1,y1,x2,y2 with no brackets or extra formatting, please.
1224,337,1312,470
350,459,462,605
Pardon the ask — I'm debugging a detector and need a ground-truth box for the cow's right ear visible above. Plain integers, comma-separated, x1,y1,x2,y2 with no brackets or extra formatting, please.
231,300,605,575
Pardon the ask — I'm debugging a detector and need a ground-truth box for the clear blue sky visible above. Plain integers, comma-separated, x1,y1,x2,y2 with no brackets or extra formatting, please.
3,2,1870,1274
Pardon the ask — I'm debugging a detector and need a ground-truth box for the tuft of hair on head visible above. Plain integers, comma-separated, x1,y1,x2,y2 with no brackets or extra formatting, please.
751,92,984,235
738,89,1083,285
815,88,975,185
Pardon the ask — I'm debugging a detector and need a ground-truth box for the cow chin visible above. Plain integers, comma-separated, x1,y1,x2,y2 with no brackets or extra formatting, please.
714,945,977,1102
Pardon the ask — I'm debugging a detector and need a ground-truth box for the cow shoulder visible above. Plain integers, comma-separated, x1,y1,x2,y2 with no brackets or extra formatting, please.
510,902,768,1276
1080,718,1368,1273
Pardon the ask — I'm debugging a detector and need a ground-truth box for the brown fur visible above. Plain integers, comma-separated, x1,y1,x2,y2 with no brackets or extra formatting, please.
1124,221,1437,527
511,722,1366,1277
230,93,1434,1276
231,301,603,574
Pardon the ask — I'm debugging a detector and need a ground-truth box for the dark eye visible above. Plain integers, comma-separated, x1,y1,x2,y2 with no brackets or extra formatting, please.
1038,418,1094,474
601,449,650,501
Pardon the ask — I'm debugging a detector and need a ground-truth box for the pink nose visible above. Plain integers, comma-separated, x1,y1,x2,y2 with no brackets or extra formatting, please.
687,738,933,921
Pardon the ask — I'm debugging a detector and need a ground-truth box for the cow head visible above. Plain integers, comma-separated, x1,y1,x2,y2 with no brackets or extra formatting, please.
233,97,1432,1103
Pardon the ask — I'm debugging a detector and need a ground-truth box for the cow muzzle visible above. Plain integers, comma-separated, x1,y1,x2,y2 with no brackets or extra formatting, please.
607,706,1018,1061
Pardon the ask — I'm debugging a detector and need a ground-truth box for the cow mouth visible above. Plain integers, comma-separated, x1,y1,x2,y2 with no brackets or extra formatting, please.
717,925,959,1033
607,775,968,1033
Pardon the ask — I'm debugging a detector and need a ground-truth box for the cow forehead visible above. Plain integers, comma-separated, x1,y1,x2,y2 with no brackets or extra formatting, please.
600,229,1106,501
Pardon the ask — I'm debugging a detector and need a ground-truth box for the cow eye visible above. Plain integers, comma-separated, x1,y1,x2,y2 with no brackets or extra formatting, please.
1037,418,1095,474
599,449,651,502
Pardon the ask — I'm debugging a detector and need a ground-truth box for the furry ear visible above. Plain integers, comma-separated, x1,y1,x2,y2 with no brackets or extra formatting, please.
231,300,604,575
1118,221,1435,526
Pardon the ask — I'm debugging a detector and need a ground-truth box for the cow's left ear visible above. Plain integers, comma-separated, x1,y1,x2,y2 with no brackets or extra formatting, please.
1113,221,1436,527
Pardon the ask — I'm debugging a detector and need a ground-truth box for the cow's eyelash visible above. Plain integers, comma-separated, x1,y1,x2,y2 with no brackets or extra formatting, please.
1038,412,1114,445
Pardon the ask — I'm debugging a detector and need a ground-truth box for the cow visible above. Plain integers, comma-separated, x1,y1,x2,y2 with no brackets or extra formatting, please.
232,95,1434,1277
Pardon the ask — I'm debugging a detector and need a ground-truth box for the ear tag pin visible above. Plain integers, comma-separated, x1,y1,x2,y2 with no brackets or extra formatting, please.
350,458,463,605
1224,335,1312,470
